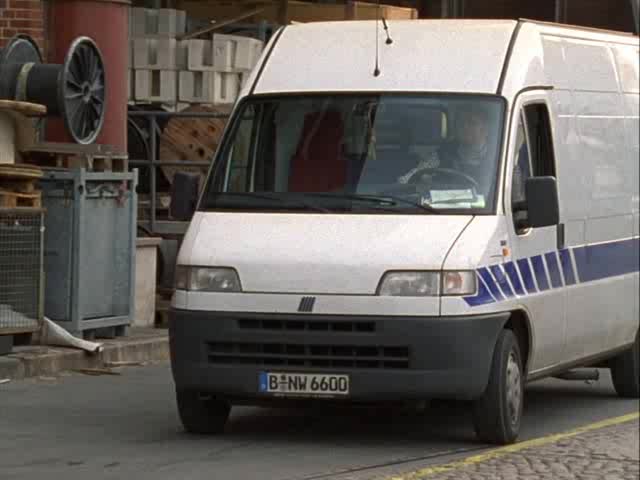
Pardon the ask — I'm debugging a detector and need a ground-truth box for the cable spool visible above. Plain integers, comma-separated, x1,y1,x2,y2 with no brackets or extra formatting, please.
0,100,46,164
0,35,106,145
0,112,15,164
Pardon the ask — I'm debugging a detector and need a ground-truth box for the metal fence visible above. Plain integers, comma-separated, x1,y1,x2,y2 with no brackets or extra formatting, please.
129,109,232,236
0,209,44,335
127,21,277,237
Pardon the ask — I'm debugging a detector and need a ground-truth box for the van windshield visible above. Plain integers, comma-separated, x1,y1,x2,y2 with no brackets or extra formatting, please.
202,94,506,214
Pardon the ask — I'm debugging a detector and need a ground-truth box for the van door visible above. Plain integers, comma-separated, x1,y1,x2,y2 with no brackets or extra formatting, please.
505,92,567,373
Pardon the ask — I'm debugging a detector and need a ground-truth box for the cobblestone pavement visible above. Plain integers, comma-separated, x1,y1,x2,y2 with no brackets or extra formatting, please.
389,419,639,480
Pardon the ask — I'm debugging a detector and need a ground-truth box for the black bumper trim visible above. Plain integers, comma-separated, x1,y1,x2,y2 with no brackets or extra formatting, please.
169,310,510,402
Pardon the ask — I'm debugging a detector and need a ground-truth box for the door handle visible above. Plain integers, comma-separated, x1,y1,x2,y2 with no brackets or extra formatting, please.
557,223,565,250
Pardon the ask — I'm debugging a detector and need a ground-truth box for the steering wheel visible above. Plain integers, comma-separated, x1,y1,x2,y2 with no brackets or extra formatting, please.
406,167,480,191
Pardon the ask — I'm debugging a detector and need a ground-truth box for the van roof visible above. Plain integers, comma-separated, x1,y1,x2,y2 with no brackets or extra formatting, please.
252,20,518,96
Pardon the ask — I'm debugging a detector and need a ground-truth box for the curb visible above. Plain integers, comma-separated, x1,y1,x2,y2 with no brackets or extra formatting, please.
0,334,170,381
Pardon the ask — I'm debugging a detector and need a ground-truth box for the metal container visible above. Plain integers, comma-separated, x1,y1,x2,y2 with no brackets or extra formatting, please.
39,169,137,338
0,208,44,336
46,0,130,152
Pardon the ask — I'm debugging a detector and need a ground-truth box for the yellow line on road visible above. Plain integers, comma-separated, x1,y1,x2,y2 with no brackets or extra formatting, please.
388,411,640,480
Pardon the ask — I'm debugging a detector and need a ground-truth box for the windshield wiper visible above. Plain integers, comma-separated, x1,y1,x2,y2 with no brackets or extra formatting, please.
205,192,331,213
302,193,441,214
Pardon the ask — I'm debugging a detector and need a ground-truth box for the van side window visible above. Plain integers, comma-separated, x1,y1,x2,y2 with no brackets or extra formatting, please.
511,114,531,207
524,104,556,177
511,103,556,231
224,105,258,193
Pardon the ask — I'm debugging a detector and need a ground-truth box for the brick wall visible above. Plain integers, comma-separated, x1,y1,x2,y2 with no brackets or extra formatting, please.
0,0,46,53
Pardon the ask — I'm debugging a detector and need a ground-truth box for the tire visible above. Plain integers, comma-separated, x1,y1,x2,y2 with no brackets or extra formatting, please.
472,329,523,445
610,332,640,398
176,390,231,434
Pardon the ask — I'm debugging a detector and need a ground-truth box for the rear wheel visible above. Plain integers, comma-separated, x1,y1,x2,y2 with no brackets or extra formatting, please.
472,329,523,445
610,332,640,398
176,390,231,434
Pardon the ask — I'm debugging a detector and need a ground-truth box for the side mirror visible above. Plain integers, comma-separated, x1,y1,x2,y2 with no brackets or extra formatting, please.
170,172,200,222
524,176,559,228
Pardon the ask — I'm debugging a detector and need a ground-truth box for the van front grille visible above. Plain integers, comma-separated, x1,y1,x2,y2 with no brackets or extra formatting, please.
207,342,409,369
237,318,376,333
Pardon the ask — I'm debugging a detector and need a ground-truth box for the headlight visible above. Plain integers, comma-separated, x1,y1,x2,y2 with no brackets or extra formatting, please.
175,266,242,292
377,270,477,297
377,272,440,297
442,271,477,296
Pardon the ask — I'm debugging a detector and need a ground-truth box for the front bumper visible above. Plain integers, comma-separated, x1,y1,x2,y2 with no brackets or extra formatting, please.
169,310,509,402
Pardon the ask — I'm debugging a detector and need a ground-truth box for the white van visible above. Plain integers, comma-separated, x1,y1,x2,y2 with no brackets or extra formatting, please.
169,19,639,444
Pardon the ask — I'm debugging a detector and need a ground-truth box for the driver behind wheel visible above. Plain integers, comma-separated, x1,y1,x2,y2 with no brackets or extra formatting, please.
398,106,491,188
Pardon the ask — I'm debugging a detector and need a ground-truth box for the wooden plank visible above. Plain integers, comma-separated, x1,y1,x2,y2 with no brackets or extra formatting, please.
0,190,42,208
21,142,124,156
0,100,46,118
0,164,43,181
278,0,289,24
178,7,266,40
0,180,36,193
179,1,418,23
345,0,356,20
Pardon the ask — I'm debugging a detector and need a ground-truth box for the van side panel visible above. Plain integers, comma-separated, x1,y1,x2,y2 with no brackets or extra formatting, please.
539,32,639,361
498,24,638,372
441,215,568,372
614,43,640,341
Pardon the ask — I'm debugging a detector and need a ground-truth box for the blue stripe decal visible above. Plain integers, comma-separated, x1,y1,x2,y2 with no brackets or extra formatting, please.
504,262,526,296
462,237,639,307
490,265,515,298
463,274,495,306
531,255,550,291
559,249,576,286
516,258,537,294
545,252,563,288
573,238,640,283
478,267,505,301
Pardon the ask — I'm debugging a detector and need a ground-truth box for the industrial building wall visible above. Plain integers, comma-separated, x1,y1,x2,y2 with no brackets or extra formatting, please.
0,0,46,51
380,0,637,32
565,0,636,32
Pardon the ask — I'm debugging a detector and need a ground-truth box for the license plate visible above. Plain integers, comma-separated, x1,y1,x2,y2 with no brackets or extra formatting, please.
259,372,350,397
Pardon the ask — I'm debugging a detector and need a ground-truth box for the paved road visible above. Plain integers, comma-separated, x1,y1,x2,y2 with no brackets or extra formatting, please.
401,421,639,480
0,363,637,480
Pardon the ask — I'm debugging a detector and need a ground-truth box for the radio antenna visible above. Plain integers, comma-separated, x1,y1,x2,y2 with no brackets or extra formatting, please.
373,1,392,76
373,0,381,77
383,17,393,44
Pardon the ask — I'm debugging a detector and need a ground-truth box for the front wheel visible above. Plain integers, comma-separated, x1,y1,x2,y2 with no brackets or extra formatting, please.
472,329,524,445
610,331,640,398
176,390,231,434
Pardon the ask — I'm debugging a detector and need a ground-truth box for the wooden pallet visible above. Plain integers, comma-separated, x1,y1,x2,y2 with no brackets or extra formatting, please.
0,189,42,208
0,164,43,194
20,142,129,173
30,153,129,173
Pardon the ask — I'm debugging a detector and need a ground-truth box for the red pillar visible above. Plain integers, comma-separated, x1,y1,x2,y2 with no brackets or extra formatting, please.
46,0,130,153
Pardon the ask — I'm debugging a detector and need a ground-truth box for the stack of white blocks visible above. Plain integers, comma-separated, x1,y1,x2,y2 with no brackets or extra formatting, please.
129,8,264,106
129,8,187,104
